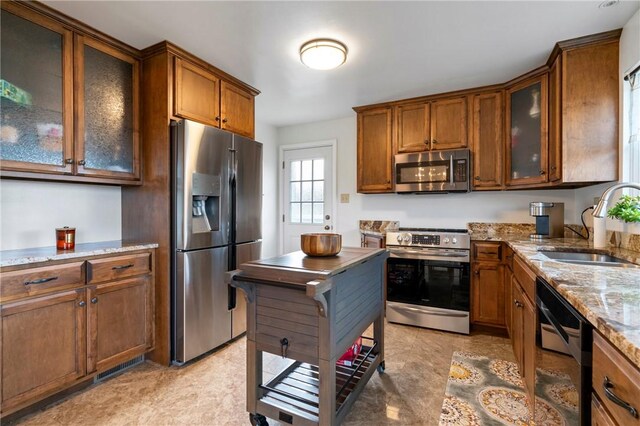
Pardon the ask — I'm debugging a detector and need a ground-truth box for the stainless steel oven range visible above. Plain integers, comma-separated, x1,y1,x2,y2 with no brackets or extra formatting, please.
385,228,470,334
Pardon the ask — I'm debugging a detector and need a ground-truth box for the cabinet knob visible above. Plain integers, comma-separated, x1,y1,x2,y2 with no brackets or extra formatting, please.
550,166,557,171
78,301,86,307
65,158,74,165
78,160,86,166
215,116,220,122
91,297,98,304
539,170,546,175
474,176,481,181
222,118,228,124
432,139,438,145
474,270,480,275
424,139,430,145
514,300,523,308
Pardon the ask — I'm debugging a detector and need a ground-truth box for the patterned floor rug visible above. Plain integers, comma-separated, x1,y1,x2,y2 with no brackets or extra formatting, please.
438,352,579,425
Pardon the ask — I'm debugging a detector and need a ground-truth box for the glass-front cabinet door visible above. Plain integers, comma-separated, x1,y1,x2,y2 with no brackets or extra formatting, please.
505,74,548,186
0,4,74,174
75,35,140,181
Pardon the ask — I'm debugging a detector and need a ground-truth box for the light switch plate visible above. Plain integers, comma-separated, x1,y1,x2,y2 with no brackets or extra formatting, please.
340,193,350,203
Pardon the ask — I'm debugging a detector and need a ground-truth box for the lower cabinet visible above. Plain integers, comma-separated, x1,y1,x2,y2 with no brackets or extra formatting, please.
0,250,155,417
1,289,86,414
87,277,153,374
510,256,536,416
471,261,505,326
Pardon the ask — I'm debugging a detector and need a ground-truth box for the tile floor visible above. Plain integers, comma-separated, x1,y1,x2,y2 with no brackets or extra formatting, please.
13,322,514,426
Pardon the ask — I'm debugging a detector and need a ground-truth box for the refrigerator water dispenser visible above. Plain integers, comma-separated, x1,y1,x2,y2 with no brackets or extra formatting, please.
191,172,221,234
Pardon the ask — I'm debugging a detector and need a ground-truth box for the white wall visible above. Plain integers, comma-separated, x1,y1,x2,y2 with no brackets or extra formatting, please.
276,116,578,248
0,180,121,251
255,121,279,258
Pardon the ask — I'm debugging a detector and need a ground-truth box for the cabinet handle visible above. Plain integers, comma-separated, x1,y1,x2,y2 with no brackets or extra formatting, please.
65,158,74,165
603,376,638,418
91,297,98,304
112,263,134,270
78,301,86,307
78,160,86,166
24,276,58,286
222,118,228,124
539,170,546,175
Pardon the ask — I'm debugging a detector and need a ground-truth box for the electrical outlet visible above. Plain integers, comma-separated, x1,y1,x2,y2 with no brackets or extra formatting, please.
340,193,350,203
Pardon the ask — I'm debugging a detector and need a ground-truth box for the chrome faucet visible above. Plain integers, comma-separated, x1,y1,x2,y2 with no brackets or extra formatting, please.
593,182,640,217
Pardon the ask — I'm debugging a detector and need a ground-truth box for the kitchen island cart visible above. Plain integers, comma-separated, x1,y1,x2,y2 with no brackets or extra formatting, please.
228,247,388,426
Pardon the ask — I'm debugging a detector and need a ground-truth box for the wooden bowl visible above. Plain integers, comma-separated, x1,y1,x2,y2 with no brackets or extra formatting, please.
300,233,342,257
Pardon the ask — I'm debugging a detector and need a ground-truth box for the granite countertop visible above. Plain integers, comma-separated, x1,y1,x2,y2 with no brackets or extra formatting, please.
0,240,159,268
494,235,640,369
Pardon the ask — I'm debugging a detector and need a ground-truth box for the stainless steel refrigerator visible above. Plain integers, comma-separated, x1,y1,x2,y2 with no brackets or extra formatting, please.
172,119,262,364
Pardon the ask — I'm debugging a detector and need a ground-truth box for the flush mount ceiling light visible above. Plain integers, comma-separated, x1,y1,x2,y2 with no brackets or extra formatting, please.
300,39,348,70
598,0,619,8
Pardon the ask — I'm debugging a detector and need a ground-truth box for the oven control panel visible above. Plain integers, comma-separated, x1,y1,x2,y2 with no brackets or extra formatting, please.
386,230,470,249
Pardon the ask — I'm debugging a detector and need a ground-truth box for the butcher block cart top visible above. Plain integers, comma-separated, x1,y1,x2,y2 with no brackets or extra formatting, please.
228,247,389,426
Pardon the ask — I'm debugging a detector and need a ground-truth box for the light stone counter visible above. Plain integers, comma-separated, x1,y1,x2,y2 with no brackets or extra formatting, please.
0,240,159,268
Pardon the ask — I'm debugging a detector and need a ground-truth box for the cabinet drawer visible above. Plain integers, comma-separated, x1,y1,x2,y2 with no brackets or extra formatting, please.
473,242,502,261
593,333,640,426
513,255,535,302
0,262,85,302
87,253,151,284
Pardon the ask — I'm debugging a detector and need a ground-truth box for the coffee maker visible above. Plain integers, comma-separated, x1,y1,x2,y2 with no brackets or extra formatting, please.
530,202,564,240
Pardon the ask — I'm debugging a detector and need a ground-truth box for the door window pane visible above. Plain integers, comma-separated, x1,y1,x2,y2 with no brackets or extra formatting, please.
83,45,134,172
313,159,324,180
301,160,313,180
290,160,300,181
290,182,300,202
313,203,324,224
0,10,64,166
290,203,300,223
301,181,312,201
313,181,324,201
301,203,312,223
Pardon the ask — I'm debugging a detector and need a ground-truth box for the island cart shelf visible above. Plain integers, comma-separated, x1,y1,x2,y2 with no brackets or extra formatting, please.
228,247,389,426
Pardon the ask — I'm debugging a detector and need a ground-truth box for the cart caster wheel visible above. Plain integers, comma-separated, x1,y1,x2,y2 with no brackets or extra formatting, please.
250,413,269,426
377,361,386,373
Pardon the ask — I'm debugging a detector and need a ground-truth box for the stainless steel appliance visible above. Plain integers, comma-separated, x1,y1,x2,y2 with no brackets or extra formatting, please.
385,228,470,334
172,119,262,364
536,277,592,425
394,149,470,193
530,202,564,240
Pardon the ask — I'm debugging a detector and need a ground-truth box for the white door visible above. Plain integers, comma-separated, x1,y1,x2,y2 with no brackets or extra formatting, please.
281,145,334,254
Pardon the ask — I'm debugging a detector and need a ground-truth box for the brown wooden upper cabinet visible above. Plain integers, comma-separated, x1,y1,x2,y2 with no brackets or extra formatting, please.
505,73,549,186
394,97,467,153
357,107,393,193
548,36,619,185
75,35,140,181
0,2,142,185
174,58,255,138
471,91,503,189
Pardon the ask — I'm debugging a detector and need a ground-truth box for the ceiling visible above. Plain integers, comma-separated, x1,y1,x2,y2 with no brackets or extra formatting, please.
43,1,640,127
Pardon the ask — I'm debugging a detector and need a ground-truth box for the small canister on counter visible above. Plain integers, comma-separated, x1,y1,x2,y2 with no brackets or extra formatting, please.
56,226,76,250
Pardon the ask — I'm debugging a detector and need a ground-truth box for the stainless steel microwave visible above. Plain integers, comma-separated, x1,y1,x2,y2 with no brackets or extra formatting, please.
394,149,470,193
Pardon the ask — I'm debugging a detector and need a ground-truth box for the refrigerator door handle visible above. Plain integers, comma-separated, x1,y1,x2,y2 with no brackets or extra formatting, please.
228,285,237,310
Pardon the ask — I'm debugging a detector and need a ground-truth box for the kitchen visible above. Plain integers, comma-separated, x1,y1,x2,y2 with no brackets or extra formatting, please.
1,1,639,425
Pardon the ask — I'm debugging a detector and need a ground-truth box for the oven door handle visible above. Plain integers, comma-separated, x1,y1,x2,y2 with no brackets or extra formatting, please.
449,155,454,185
396,305,468,318
388,248,469,261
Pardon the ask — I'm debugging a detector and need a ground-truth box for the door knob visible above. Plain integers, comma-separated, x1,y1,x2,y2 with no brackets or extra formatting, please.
324,225,330,230
325,215,330,220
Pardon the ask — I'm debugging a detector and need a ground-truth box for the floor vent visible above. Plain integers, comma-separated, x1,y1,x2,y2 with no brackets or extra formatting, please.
95,356,144,382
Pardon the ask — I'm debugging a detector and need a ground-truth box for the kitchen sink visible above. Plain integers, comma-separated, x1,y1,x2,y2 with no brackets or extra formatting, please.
537,250,639,268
